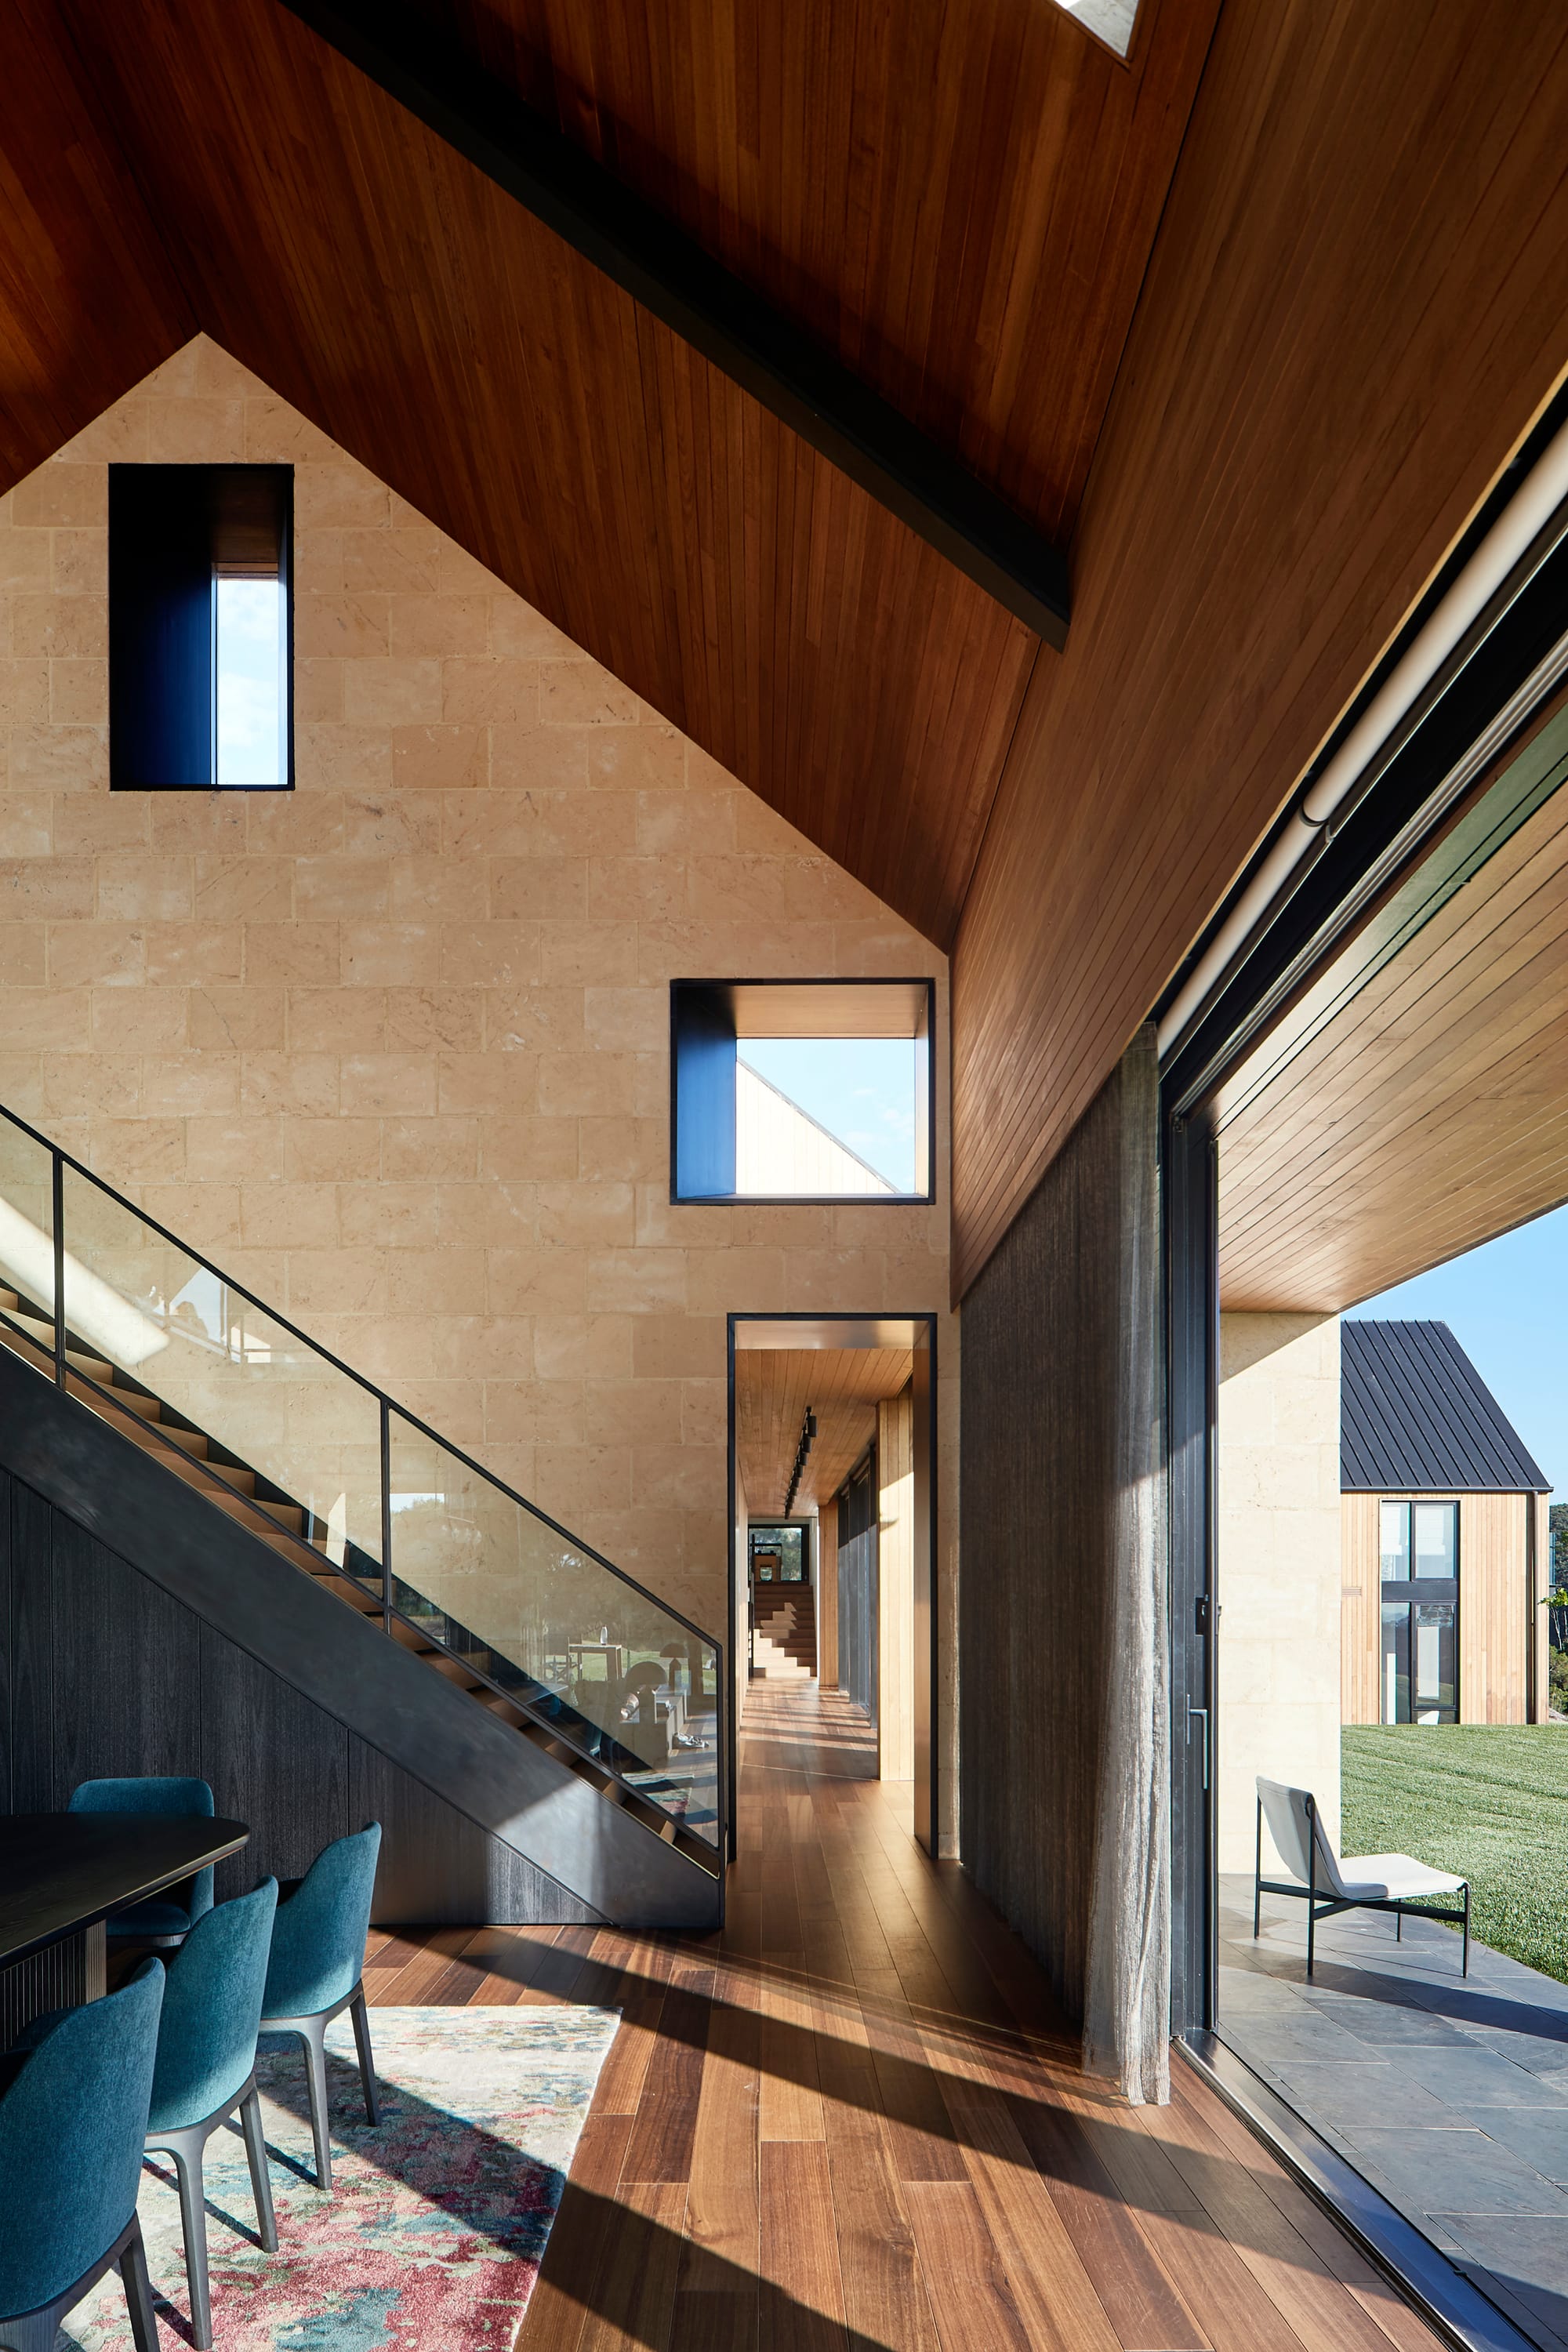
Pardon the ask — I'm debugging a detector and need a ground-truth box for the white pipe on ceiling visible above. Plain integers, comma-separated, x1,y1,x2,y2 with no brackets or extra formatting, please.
1156,413,1568,1060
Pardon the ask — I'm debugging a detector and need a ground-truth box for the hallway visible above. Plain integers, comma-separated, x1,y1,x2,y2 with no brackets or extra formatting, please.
367,1683,1444,2351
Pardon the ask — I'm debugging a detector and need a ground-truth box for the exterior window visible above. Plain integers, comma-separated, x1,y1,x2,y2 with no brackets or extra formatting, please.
110,464,292,789
1379,1499,1459,1724
1380,1501,1411,1579
750,1525,805,1583
670,979,935,1203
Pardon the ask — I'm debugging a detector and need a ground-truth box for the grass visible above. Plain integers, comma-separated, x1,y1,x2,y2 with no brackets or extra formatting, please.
1341,1724,1568,1986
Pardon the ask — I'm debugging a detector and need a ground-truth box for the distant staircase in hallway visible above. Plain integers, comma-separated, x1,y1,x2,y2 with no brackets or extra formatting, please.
0,1108,726,1926
751,1593,817,1682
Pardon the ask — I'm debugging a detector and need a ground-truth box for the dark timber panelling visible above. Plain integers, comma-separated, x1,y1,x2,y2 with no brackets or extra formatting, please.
959,1038,1159,2026
0,1465,596,1926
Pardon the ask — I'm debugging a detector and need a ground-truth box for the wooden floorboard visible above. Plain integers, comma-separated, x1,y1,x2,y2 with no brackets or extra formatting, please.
367,1679,1448,2352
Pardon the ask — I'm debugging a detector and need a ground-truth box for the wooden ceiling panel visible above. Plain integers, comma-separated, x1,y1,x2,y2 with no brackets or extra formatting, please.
61,0,1051,945
0,3,190,486
735,1347,912,1517
1218,774,1568,1313
389,0,1221,543
950,2,1568,1291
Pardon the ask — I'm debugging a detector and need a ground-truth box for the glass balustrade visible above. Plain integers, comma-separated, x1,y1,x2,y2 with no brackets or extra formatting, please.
0,1106,724,1857
387,1414,721,1846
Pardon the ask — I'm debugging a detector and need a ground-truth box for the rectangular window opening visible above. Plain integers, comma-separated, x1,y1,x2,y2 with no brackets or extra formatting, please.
671,978,935,1203
111,464,292,790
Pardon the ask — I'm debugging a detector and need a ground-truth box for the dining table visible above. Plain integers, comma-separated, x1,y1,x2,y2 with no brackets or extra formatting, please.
0,1810,249,2045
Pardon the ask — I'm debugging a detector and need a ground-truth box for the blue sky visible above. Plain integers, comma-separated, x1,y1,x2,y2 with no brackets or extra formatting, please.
738,1039,916,1191
214,577,286,786
1352,1203,1568,1491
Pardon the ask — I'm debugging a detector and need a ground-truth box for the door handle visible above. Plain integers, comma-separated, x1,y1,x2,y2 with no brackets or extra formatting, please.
1187,1704,1210,1791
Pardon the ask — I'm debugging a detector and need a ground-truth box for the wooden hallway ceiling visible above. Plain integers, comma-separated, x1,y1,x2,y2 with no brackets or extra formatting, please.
0,0,1218,947
735,1347,913,1518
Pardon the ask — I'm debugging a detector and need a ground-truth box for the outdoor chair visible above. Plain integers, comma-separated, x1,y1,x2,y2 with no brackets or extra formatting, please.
144,1877,279,2349
67,1776,216,1946
0,1958,164,2352
258,1822,382,2191
1254,1777,1470,1978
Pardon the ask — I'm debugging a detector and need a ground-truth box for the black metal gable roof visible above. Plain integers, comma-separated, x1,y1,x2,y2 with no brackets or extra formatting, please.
1341,1320,1549,1493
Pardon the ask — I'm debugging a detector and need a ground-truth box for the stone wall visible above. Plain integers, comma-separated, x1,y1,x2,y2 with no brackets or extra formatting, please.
1217,1312,1342,1874
0,336,952,1641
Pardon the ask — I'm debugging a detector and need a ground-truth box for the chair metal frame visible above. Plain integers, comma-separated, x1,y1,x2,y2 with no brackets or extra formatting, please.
147,2071,277,2350
1254,1790,1471,1978
259,1980,379,2192
0,2209,158,2352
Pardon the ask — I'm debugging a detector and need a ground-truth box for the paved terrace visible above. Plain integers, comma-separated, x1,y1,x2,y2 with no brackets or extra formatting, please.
1221,1874,1568,2352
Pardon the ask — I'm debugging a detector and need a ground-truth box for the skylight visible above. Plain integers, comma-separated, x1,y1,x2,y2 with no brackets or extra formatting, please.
1048,0,1138,60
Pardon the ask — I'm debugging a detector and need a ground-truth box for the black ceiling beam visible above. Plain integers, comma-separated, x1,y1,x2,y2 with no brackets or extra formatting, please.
277,0,1071,648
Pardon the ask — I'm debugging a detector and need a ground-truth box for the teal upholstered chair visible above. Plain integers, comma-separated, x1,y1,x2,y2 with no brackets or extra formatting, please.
259,1822,383,2191
145,1878,279,2350
68,1776,216,1944
0,1958,164,2352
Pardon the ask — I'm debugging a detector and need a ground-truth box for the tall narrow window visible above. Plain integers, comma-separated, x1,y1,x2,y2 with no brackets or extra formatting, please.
1378,1498,1459,1723
111,464,292,789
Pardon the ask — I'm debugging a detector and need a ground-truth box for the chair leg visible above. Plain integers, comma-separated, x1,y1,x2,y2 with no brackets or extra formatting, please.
1254,1798,1262,1940
350,1987,381,2127
241,2082,278,2252
120,2218,160,2352
1463,1885,1471,1977
1306,1898,1316,1979
300,2013,335,2192
1396,1903,1403,1943
169,2139,215,2350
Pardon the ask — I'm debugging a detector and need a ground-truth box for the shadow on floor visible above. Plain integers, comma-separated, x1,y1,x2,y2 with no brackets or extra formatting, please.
1219,1873,1568,2352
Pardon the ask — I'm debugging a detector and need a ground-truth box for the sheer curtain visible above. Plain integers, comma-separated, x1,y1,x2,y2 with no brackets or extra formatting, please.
1082,1026,1168,2105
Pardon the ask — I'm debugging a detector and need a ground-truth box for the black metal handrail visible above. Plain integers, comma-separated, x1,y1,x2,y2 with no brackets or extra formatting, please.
0,1102,728,1860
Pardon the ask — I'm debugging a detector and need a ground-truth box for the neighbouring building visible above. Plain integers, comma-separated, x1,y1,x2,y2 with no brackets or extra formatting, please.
1341,1319,1552,1729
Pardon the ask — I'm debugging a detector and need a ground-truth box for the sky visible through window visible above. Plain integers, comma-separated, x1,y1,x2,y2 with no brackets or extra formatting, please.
214,575,286,786
1353,1202,1568,1490
737,1038,917,1192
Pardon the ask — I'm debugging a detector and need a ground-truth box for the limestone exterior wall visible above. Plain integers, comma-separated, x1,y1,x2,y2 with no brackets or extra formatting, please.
0,336,953,1645
1216,1312,1342,1875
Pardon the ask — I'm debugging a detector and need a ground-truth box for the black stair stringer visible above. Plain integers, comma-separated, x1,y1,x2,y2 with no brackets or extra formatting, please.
0,1343,721,1929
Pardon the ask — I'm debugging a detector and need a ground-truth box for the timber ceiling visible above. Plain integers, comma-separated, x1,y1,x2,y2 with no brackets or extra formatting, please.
1218,754,1568,1315
735,1347,911,1517
2,0,1218,949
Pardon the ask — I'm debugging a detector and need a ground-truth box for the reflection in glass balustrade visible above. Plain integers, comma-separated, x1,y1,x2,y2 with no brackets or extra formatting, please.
58,1168,382,1568
388,1414,720,1846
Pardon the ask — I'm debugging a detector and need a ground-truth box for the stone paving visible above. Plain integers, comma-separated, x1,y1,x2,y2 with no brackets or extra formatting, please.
1220,1874,1568,2351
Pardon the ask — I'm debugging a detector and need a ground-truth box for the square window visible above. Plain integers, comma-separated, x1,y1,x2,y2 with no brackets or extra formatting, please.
670,979,935,1203
110,465,292,789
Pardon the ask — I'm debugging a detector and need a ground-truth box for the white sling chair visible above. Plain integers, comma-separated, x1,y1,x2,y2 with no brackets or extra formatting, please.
1254,1777,1470,1978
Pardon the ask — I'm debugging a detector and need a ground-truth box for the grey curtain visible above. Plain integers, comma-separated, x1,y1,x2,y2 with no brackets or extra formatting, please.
1081,1029,1167,2104
959,1025,1168,2103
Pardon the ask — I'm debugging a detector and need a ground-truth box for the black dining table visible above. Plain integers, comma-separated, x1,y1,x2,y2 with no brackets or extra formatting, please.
0,1811,249,2044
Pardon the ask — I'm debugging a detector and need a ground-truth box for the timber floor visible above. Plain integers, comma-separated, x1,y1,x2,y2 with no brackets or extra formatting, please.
364,1679,1444,2352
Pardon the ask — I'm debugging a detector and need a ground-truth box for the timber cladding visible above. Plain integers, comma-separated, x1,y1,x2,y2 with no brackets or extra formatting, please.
951,3,1568,1294
1341,1491,1548,1727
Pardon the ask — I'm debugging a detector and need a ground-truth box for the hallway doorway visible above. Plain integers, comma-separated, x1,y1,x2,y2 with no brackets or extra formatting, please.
728,1314,938,1850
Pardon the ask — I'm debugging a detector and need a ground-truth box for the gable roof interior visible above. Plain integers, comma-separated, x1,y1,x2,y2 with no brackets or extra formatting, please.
7,3,1568,1300
1340,1320,1548,1494
9,0,1218,954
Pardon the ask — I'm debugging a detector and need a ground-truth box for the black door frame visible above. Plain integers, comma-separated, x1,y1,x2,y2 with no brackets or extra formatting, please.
726,1310,940,1860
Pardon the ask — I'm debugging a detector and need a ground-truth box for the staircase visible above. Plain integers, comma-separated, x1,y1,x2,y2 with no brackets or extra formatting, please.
751,1592,817,1682
0,1112,726,1927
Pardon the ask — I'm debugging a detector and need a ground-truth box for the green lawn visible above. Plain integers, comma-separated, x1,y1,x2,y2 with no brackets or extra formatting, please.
1341,1725,1568,1985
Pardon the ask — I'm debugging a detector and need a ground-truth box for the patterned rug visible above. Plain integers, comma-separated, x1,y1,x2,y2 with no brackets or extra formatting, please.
63,2005,619,2350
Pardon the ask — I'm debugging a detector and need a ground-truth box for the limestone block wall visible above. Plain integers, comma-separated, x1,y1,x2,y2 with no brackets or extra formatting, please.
1217,1312,1342,1875
0,336,953,1644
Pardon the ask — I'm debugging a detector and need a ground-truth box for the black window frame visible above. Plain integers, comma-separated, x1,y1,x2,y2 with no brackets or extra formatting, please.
109,462,295,793
670,976,937,1206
